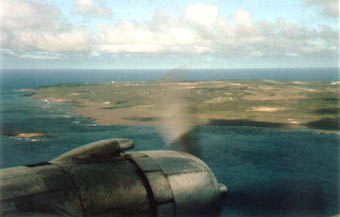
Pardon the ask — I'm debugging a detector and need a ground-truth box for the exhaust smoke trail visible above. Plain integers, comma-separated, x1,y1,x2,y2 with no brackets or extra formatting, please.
156,69,201,157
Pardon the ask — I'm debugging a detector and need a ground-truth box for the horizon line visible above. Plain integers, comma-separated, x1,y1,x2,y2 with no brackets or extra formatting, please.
1,66,339,71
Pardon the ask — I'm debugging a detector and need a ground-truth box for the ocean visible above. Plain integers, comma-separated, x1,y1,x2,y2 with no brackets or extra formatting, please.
0,68,339,217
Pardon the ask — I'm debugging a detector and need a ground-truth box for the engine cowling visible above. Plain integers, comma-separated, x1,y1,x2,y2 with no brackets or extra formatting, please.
0,138,227,217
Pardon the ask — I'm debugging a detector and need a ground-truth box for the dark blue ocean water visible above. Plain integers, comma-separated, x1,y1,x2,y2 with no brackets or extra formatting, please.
1,68,339,90
0,68,339,217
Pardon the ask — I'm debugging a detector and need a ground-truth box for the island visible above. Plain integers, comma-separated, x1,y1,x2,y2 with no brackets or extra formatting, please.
0,131,46,139
26,80,340,130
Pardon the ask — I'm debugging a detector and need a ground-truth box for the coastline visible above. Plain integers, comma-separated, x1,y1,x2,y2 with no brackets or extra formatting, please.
27,95,340,133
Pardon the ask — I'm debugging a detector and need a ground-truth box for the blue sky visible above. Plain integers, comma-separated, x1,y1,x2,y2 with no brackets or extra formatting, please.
0,0,338,69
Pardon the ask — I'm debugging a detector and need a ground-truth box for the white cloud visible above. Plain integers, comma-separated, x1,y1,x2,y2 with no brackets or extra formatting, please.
0,0,92,53
234,9,253,29
184,3,219,27
73,0,112,19
0,0,60,30
304,0,339,18
16,29,92,52
96,20,204,54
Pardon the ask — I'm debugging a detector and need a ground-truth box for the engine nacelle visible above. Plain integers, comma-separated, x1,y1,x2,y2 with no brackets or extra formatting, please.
0,138,227,217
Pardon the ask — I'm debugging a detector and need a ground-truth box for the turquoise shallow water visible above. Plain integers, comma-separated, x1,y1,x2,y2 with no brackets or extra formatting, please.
0,89,339,217
0,68,339,216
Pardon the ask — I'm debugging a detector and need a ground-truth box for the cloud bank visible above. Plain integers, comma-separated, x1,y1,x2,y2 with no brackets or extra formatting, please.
0,0,338,67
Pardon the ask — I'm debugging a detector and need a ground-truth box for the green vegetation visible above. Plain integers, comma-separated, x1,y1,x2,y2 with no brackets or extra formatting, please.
29,80,340,130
